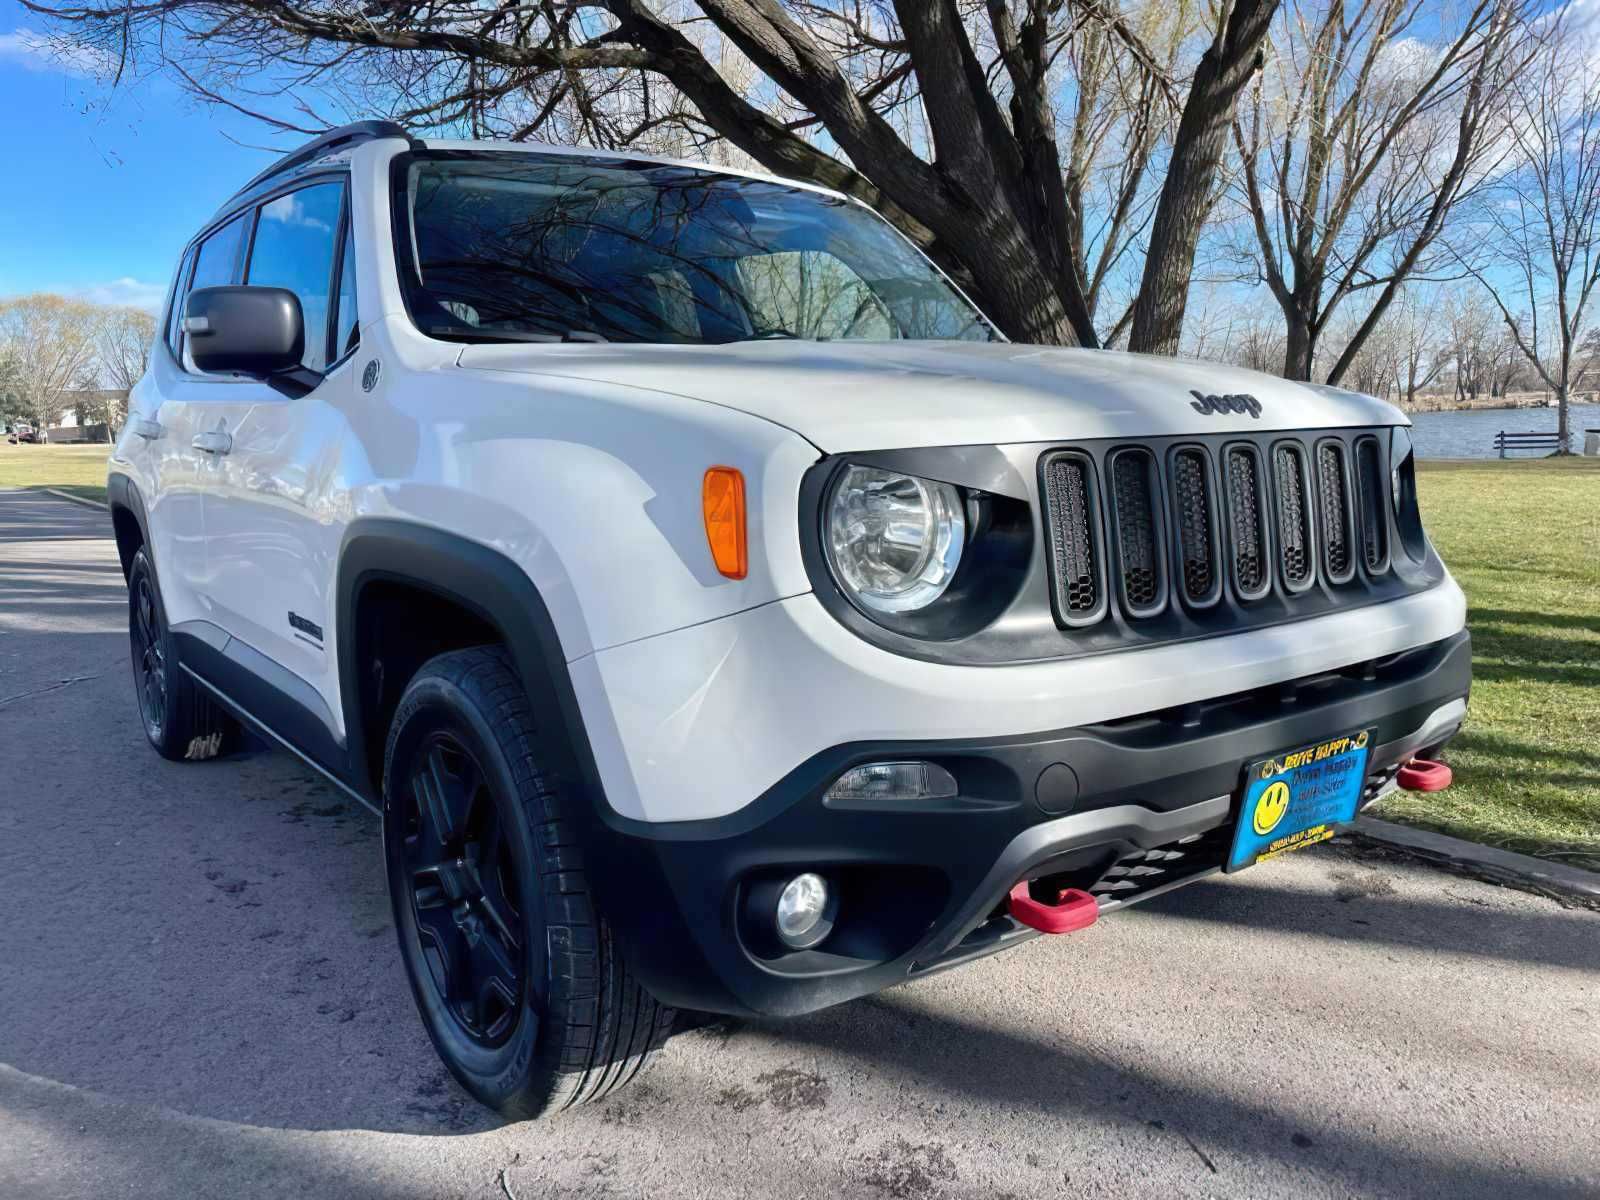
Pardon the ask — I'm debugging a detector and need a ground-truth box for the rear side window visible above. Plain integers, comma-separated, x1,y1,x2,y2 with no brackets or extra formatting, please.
181,215,248,372
165,246,196,359
245,182,344,372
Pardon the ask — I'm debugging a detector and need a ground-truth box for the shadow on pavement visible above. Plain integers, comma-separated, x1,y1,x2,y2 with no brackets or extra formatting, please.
0,490,112,542
1133,867,1600,974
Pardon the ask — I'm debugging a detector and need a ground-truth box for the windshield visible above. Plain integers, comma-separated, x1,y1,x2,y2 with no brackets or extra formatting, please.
394,152,997,345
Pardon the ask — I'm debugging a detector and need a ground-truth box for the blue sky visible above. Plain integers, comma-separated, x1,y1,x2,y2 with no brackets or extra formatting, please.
0,0,310,309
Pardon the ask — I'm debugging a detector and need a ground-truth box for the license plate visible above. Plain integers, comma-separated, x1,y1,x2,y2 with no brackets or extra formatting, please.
1227,730,1372,871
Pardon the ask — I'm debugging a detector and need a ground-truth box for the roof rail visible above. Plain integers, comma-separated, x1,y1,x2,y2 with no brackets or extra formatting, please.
224,120,417,206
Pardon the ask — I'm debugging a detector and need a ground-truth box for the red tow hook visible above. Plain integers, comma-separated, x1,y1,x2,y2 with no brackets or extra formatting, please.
1396,758,1453,793
1007,882,1099,935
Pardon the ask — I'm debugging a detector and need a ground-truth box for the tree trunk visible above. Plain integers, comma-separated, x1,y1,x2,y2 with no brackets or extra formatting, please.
1283,311,1316,381
958,240,1085,344
1129,0,1279,355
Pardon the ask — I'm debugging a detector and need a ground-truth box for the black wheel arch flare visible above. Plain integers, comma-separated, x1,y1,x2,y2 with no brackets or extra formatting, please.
332,521,725,1006
107,472,151,581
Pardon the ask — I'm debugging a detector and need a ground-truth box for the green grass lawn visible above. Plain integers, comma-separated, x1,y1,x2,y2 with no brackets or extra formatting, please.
1371,458,1600,868
0,442,112,503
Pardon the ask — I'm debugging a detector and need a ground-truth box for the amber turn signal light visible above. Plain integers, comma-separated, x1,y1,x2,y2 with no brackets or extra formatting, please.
702,466,747,579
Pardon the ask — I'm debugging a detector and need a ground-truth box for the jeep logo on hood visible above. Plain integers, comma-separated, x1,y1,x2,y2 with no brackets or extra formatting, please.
1190,390,1262,419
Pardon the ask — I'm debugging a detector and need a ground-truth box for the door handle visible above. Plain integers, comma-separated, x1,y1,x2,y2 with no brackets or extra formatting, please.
191,431,232,456
132,418,163,441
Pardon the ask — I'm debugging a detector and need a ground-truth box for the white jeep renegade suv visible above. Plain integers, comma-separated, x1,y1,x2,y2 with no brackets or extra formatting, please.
111,121,1470,1120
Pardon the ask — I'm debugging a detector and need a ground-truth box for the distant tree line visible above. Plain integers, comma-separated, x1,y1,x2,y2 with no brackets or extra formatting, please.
0,295,156,437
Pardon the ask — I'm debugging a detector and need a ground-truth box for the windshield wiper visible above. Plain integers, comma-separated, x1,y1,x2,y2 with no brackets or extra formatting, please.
720,329,817,343
423,326,610,344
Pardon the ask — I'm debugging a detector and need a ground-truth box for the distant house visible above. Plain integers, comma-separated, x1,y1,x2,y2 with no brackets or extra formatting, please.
47,388,128,443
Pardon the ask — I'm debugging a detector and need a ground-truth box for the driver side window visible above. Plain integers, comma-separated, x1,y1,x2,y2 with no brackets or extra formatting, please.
244,182,344,372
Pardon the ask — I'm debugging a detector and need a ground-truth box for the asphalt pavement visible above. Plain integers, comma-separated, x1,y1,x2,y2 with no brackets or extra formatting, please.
1,486,1596,1200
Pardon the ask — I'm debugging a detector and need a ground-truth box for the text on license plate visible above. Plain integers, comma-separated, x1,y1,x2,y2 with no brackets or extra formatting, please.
1227,730,1371,871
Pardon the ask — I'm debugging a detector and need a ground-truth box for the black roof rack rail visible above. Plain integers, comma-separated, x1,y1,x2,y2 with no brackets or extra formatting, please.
223,120,419,207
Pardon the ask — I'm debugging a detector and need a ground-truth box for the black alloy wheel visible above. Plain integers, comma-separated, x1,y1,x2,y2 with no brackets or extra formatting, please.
401,732,528,1046
131,569,168,743
125,546,236,761
382,646,674,1118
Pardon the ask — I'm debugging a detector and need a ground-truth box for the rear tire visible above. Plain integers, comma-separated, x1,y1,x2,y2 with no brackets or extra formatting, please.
127,547,237,761
382,645,673,1119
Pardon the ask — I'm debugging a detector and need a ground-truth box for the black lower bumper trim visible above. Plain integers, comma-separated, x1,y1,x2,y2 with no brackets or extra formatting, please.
595,630,1471,1018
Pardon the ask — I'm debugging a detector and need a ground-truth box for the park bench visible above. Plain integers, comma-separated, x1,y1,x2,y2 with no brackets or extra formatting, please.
1494,430,1567,457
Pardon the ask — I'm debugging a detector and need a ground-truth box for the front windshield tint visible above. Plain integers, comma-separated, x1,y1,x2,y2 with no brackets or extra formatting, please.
395,153,997,345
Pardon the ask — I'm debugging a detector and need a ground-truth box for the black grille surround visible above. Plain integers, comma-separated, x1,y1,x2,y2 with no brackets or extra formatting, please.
1033,427,1439,651
797,426,1442,668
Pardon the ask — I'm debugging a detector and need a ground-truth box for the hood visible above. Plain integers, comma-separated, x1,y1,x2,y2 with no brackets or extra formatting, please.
455,340,1405,452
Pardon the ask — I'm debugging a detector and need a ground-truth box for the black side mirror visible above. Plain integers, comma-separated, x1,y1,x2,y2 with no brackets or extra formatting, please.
185,286,318,396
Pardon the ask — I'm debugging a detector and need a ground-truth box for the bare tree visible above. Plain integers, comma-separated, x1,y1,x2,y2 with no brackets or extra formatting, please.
1062,11,1189,343
0,347,23,428
1328,284,1450,406
1325,304,1400,399
93,305,158,433
0,295,101,429
1393,290,1449,406
1234,0,1522,382
1129,0,1279,352
24,0,1280,352
1180,286,1287,371
1442,288,1505,402
1460,13,1600,449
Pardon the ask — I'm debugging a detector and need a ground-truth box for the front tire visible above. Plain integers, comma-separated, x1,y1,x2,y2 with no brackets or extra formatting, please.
382,646,673,1120
126,547,236,761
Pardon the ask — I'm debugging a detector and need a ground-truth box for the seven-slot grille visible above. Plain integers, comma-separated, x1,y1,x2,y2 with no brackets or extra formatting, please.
1040,432,1393,629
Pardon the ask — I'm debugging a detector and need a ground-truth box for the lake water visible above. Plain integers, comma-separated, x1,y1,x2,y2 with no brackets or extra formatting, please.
1406,402,1600,459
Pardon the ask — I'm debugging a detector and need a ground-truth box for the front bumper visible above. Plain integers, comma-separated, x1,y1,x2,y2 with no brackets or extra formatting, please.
598,630,1471,1018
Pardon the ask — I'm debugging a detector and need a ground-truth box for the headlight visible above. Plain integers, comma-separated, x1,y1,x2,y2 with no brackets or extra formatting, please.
825,465,966,613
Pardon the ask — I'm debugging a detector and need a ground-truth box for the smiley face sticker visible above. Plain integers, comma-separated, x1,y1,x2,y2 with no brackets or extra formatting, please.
1252,780,1292,836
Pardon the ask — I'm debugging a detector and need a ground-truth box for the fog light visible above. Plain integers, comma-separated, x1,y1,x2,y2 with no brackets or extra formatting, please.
775,872,834,949
824,761,958,805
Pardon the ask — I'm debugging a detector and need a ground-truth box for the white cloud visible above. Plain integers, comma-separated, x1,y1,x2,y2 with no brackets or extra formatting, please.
0,28,114,78
260,192,333,233
72,277,167,311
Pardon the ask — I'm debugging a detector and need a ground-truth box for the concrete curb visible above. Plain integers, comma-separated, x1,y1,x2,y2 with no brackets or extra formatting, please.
42,487,108,510
1353,817,1600,904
